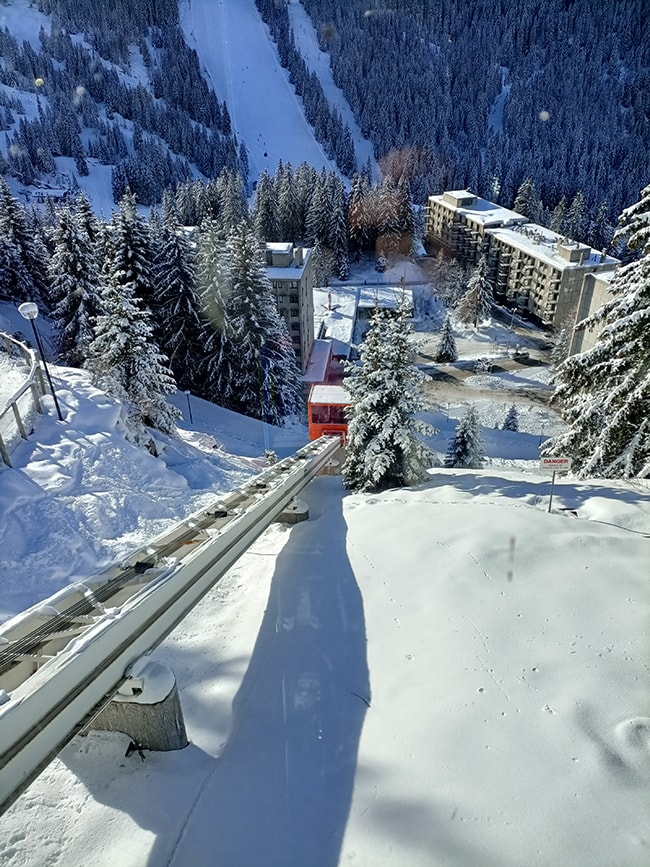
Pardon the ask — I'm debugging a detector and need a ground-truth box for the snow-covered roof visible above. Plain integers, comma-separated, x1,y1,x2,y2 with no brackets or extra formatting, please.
266,242,293,254
301,339,332,384
487,224,619,270
357,284,413,310
308,384,350,404
430,193,528,228
266,248,311,280
313,286,357,356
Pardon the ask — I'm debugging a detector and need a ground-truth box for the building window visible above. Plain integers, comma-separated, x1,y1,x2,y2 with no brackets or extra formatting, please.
289,295,299,304
291,322,300,331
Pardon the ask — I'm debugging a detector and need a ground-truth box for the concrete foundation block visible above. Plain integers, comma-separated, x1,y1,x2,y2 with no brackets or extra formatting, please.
90,658,188,751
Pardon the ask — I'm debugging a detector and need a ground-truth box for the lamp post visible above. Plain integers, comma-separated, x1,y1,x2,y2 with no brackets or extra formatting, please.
184,390,193,424
18,302,64,422
538,420,547,447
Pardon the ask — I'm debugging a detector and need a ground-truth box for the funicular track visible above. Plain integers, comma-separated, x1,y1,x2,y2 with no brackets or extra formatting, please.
0,435,341,814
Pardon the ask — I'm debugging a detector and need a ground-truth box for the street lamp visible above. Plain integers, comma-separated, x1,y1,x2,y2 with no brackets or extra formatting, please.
184,390,193,424
538,420,547,447
18,302,64,422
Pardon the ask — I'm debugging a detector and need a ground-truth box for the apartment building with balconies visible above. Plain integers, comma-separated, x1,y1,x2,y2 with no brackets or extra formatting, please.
265,242,314,373
425,190,619,328
425,190,528,265
485,224,618,325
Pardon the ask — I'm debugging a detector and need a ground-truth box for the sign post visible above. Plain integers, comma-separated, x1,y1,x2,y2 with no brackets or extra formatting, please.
539,456,571,513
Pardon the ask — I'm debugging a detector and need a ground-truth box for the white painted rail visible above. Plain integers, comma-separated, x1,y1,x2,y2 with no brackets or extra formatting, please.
0,435,341,814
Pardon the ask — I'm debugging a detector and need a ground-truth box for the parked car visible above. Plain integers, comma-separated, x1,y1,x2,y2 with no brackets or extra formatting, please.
510,347,530,361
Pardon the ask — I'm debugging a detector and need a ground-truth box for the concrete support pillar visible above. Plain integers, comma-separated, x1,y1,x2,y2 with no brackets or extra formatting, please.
276,497,309,524
90,658,188,751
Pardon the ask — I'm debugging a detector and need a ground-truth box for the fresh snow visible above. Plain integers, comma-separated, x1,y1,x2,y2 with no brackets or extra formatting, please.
0,1,648,863
0,317,649,866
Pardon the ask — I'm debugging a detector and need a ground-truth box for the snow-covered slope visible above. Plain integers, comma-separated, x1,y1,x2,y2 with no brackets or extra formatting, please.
180,0,337,179
0,334,649,866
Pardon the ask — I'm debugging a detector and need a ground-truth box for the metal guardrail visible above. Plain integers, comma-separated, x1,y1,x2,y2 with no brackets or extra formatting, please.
0,332,46,467
0,434,342,814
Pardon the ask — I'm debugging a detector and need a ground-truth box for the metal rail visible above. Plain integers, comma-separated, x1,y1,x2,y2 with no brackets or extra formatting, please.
0,435,341,814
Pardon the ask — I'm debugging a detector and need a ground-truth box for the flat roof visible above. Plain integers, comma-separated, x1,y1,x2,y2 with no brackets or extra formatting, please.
266,248,311,279
313,286,357,356
487,224,619,270
302,339,332,383
357,285,413,309
266,242,293,254
309,384,351,404
430,193,528,228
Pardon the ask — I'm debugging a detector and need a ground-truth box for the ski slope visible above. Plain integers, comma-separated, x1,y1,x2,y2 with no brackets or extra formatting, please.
180,0,337,179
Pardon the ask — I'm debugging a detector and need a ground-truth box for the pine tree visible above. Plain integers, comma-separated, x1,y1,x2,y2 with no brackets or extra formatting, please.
543,183,650,478
194,219,233,404
456,255,493,328
49,205,101,366
0,178,51,306
87,263,180,439
220,222,301,423
503,404,519,432
445,405,485,469
434,315,458,362
153,213,202,391
513,178,542,223
566,191,588,242
550,197,568,235
252,170,278,242
347,173,371,258
343,300,436,492
110,189,155,308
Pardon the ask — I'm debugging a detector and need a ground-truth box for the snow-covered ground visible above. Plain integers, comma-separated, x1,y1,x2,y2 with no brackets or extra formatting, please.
0,317,649,866
0,2,648,863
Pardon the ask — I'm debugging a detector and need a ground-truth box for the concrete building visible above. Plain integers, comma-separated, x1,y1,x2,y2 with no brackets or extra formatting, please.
425,191,528,265
568,270,616,355
485,224,618,326
425,190,619,328
265,242,314,373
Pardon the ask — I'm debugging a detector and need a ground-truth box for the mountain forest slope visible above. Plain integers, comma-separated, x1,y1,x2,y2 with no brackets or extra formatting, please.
0,0,647,227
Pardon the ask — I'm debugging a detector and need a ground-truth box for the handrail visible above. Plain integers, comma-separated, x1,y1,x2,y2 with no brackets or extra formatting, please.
0,332,46,466
0,435,342,814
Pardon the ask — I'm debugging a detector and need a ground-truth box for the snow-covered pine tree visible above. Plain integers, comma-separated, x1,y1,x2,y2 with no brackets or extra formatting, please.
456,254,493,328
328,175,349,279
275,161,300,242
252,170,277,242
221,221,301,423
444,404,485,469
49,205,101,366
434,314,458,362
109,189,155,309
513,178,542,223
503,404,519,431
87,227,179,438
152,212,203,391
347,173,371,258
376,176,401,257
0,177,51,306
542,183,650,478
194,219,233,404
342,299,437,492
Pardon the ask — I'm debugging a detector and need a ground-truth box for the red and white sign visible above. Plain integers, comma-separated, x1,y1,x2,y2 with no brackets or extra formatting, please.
540,456,571,472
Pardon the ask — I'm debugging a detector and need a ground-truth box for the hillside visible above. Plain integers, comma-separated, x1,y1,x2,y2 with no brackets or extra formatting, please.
0,348,648,866
1,0,647,227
